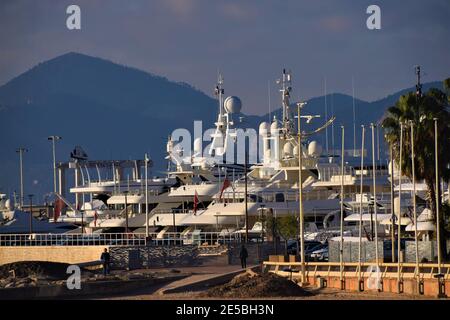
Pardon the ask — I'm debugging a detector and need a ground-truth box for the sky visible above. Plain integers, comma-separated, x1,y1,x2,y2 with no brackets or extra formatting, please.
0,0,449,115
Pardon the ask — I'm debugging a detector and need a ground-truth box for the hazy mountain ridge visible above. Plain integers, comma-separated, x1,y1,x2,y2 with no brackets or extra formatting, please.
0,52,444,199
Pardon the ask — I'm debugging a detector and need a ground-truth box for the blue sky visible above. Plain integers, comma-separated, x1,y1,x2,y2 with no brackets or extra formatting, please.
0,0,449,114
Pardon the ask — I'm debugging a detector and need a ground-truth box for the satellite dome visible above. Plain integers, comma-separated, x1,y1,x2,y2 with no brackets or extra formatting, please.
283,143,293,157
308,141,322,157
270,121,279,133
193,137,202,155
224,96,242,114
293,145,299,157
259,122,269,135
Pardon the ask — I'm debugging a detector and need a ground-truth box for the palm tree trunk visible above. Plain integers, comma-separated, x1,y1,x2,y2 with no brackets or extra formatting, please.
426,179,448,261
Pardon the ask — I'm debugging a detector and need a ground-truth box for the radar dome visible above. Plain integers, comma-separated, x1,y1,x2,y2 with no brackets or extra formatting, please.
308,141,322,157
259,122,269,136
283,143,293,157
194,137,202,155
293,146,299,157
270,121,279,134
224,96,242,114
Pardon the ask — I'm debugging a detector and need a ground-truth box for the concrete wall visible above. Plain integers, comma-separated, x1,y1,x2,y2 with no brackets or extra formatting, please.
0,246,107,265
109,245,199,269
405,241,437,263
329,241,385,263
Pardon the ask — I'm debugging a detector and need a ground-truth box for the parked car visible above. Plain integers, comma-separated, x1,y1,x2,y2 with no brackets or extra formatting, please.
310,245,329,261
286,240,323,256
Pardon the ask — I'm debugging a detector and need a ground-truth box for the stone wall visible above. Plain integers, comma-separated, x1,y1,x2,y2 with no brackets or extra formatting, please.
329,241,385,263
109,245,199,269
405,241,437,263
0,246,107,266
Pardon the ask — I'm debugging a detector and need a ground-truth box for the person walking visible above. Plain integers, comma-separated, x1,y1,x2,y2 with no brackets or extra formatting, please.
239,244,248,269
100,248,111,275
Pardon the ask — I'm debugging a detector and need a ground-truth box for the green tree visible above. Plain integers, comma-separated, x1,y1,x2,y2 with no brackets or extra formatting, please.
382,79,450,258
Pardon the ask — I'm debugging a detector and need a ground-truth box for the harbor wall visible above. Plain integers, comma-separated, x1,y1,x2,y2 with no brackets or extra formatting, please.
0,246,107,265
329,240,440,263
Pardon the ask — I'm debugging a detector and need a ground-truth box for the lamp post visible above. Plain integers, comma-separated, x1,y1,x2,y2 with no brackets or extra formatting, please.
434,118,442,275
244,151,249,243
397,123,404,292
358,125,365,290
339,125,345,289
48,136,62,194
28,194,34,234
296,101,307,285
409,121,420,288
16,148,28,208
371,123,380,287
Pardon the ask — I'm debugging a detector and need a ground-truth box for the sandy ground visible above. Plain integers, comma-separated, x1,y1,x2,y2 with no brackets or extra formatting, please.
96,265,436,300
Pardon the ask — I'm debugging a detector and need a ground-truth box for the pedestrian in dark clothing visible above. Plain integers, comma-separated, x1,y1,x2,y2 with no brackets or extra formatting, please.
100,248,111,275
239,244,248,269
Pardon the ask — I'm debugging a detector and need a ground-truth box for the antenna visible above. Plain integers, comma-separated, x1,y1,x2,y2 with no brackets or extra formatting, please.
268,80,271,122
352,76,356,157
324,77,329,156
331,93,335,155
214,71,225,118
415,65,422,97
279,69,293,134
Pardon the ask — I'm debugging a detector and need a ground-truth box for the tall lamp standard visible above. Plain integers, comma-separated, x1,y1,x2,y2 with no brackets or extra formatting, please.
48,136,62,194
16,148,28,208
433,118,442,275
28,194,34,234
296,101,307,285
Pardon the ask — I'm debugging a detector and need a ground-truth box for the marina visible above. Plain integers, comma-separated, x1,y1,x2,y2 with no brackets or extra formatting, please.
0,1,449,306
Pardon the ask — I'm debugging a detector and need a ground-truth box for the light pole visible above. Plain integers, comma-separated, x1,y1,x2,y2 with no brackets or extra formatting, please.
28,194,34,234
358,125,365,290
409,121,420,288
16,148,28,208
296,101,307,285
144,153,149,241
48,136,62,194
371,123,380,285
434,118,442,275
339,125,345,289
397,122,404,293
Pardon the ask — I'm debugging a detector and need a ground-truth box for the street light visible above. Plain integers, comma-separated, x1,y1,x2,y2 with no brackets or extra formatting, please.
339,125,345,290
28,194,34,234
296,101,307,285
16,148,28,208
48,136,62,194
434,118,442,276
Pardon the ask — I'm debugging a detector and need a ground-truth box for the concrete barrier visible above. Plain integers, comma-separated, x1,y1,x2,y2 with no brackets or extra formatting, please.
0,246,108,265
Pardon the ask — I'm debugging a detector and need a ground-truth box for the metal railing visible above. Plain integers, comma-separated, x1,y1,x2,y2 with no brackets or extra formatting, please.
0,231,244,247
263,260,450,280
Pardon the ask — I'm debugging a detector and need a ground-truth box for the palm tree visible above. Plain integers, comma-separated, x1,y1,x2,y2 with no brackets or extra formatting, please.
382,79,450,258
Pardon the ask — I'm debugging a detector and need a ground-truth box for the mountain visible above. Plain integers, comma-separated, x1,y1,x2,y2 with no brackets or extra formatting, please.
0,52,444,200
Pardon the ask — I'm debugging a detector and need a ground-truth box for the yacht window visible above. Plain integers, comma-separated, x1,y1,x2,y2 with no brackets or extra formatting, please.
275,193,285,202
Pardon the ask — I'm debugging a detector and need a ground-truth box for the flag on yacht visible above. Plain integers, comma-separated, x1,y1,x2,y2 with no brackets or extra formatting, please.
219,178,231,201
